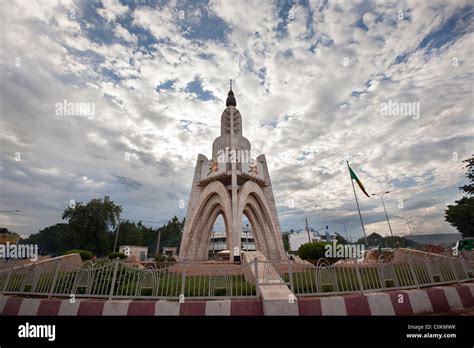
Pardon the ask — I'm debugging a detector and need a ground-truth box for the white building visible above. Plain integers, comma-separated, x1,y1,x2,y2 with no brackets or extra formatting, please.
289,231,337,252
209,225,256,254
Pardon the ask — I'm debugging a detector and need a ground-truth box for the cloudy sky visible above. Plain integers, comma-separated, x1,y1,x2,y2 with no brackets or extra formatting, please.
0,0,473,241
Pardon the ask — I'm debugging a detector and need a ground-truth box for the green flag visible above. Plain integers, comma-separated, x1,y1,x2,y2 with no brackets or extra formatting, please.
348,165,370,198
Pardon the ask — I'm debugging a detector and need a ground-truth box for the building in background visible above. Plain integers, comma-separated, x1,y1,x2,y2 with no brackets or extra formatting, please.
162,247,178,259
209,225,256,255
289,231,337,252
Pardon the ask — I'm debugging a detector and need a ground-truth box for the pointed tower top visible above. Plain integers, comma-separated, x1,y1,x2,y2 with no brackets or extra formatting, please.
226,79,236,107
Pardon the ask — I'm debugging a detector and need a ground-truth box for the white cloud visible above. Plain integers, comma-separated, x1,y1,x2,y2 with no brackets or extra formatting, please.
97,0,129,22
0,0,472,240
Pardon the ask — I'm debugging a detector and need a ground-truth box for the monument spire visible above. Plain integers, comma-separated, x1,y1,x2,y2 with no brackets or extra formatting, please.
226,79,236,107
178,77,286,262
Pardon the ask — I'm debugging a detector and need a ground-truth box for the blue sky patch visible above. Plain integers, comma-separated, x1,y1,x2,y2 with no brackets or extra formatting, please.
418,5,473,52
186,78,216,101
156,80,175,91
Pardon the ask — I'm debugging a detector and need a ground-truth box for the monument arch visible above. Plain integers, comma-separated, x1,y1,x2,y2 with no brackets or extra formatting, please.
178,85,286,261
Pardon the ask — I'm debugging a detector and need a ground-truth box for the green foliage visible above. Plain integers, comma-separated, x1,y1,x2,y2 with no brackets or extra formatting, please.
63,262,255,298
63,249,93,261
24,196,123,256
112,220,144,248
335,234,349,244
356,233,420,248
108,252,127,259
0,227,19,236
445,155,474,238
21,223,73,256
356,232,384,247
154,255,174,262
445,197,474,238
459,156,474,196
20,196,184,258
384,236,418,248
114,216,184,256
155,216,184,253
298,242,331,261
62,196,122,256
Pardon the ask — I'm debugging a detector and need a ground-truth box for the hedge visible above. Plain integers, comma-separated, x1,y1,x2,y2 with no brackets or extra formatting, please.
108,252,127,260
63,249,93,261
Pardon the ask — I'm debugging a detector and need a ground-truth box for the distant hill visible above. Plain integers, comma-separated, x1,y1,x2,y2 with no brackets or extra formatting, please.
405,233,462,247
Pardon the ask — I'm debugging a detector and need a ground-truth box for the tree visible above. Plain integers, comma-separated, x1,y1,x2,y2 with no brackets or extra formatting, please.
445,155,474,237
357,232,385,247
335,233,349,244
384,236,419,248
62,196,122,256
22,223,73,256
459,156,474,196
112,220,144,247
155,216,184,254
356,233,420,248
445,197,474,237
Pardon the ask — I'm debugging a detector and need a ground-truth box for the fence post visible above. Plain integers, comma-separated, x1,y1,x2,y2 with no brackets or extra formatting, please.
354,265,365,294
287,258,294,293
108,258,119,300
48,263,61,299
447,257,461,284
458,257,470,279
254,257,259,298
407,258,420,289
1,269,13,294
180,260,186,300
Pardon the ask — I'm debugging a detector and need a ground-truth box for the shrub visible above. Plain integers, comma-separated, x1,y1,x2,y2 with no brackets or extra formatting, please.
155,254,174,262
63,249,93,261
298,242,331,261
108,252,127,260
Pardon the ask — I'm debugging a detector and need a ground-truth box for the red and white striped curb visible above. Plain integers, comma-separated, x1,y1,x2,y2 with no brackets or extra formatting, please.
298,283,474,315
1,283,472,316
0,297,263,316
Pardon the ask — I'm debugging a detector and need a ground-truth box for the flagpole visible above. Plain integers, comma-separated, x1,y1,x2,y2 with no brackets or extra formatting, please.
347,161,368,246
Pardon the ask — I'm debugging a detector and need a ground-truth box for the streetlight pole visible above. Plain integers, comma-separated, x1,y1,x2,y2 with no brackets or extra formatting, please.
372,191,394,237
156,229,161,256
338,220,349,242
305,217,311,243
0,210,20,213
406,217,415,236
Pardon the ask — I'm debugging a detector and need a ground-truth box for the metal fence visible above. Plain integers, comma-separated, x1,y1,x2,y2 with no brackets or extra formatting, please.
1,253,473,300
262,253,474,297
0,259,258,300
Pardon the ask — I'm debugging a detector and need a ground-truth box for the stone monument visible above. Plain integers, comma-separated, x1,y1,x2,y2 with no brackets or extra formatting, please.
178,82,286,262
